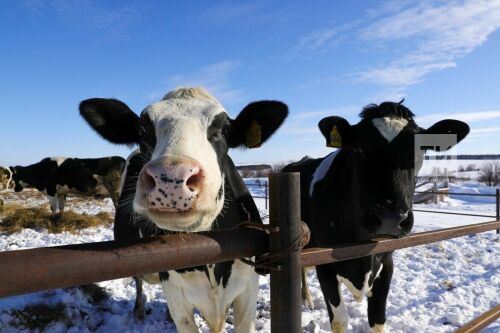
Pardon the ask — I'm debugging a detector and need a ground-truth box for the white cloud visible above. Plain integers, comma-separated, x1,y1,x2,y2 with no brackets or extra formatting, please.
23,0,140,37
357,0,500,87
200,2,256,24
151,60,245,107
470,126,500,135
416,110,500,125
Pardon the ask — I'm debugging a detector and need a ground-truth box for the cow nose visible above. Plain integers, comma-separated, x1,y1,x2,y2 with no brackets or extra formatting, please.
374,209,408,226
140,159,203,212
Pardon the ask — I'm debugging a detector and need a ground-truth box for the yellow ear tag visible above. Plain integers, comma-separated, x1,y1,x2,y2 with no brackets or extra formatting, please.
328,125,342,148
246,120,262,148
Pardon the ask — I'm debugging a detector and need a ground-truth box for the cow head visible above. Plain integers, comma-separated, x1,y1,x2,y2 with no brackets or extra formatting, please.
0,167,14,191
9,167,26,192
80,87,288,231
318,100,469,238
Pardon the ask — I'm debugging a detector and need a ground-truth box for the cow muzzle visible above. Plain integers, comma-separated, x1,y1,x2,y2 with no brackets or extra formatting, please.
139,156,204,213
373,208,413,238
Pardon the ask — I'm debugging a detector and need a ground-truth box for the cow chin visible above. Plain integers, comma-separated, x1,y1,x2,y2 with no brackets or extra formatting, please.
373,215,414,239
134,195,223,232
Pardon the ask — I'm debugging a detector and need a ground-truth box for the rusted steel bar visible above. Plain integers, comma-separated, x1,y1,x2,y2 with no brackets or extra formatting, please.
0,228,268,298
301,220,500,267
414,191,496,197
454,304,500,333
413,209,496,219
269,172,302,333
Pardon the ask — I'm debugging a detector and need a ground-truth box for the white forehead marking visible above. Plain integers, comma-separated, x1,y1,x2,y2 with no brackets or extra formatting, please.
50,157,67,166
310,150,340,196
372,117,408,142
145,87,226,127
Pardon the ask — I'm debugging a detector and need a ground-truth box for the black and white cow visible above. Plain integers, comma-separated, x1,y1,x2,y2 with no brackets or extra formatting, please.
283,101,469,333
10,156,125,212
0,166,14,190
79,87,288,332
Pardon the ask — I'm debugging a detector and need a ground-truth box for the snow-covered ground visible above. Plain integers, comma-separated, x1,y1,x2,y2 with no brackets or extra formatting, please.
0,183,498,332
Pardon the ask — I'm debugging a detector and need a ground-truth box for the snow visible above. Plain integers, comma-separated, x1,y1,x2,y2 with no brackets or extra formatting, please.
1,184,499,332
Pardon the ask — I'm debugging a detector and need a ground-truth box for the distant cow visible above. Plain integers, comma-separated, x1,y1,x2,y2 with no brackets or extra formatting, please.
80,87,288,332
0,166,13,190
10,156,125,212
284,101,469,333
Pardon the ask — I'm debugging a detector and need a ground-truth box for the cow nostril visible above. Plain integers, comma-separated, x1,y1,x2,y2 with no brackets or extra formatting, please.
142,169,156,193
186,168,202,191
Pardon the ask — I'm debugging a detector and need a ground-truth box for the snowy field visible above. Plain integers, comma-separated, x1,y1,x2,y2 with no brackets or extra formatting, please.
0,181,499,333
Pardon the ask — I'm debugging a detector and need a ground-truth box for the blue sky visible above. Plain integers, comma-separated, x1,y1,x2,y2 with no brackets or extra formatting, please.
2,0,500,166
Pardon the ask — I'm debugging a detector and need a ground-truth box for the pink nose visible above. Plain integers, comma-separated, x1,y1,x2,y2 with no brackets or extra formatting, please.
140,159,203,212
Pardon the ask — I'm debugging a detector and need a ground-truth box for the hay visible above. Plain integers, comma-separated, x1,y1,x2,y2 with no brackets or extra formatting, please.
0,205,113,234
8,303,69,331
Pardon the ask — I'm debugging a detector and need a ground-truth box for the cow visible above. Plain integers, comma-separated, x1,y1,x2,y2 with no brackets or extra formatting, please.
0,166,14,190
10,156,125,212
283,100,469,333
79,87,288,332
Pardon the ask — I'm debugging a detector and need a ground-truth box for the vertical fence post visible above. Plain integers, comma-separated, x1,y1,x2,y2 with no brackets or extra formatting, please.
269,172,302,333
496,188,499,234
265,180,268,210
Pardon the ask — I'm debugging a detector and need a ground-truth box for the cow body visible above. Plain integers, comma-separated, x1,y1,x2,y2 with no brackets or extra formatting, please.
10,156,125,212
80,87,288,332
284,101,469,333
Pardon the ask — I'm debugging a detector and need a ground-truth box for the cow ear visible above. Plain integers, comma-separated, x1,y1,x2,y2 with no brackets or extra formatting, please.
422,119,470,151
318,116,353,148
79,98,140,145
228,101,288,148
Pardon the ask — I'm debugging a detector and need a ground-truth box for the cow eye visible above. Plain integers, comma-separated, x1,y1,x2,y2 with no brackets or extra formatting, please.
138,125,146,137
220,126,231,138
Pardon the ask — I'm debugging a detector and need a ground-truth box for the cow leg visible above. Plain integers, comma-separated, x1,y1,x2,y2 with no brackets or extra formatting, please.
161,281,197,333
133,276,147,320
233,271,258,333
48,196,58,213
57,195,66,212
301,267,314,308
367,255,393,333
317,265,348,333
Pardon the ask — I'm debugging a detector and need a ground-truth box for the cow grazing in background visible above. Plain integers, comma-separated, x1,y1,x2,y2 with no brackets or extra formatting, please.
284,101,469,333
10,156,125,212
79,87,288,332
0,166,14,190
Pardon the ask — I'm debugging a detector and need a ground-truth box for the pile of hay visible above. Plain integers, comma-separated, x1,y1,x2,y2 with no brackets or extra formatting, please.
8,303,69,331
0,205,113,234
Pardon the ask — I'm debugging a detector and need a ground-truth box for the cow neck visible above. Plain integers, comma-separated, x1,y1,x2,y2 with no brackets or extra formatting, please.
320,149,370,244
16,161,54,190
210,156,262,231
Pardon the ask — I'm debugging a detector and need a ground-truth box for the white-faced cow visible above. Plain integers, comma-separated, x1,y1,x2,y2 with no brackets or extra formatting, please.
79,87,288,332
10,156,125,212
283,101,469,333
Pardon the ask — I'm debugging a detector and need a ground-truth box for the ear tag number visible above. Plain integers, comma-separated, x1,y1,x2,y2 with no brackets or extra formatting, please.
246,120,262,148
328,125,342,148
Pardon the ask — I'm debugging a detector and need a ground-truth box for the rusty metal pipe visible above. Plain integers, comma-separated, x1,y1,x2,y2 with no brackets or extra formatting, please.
0,228,268,298
301,220,500,267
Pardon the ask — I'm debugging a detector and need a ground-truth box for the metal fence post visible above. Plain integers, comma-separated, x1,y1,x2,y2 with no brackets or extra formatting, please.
265,180,268,210
496,188,499,234
269,172,302,333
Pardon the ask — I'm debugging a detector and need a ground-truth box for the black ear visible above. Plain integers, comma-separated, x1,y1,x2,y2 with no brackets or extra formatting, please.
79,98,140,145
318,116,353,148
422,119,470,151
228,101,288,148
